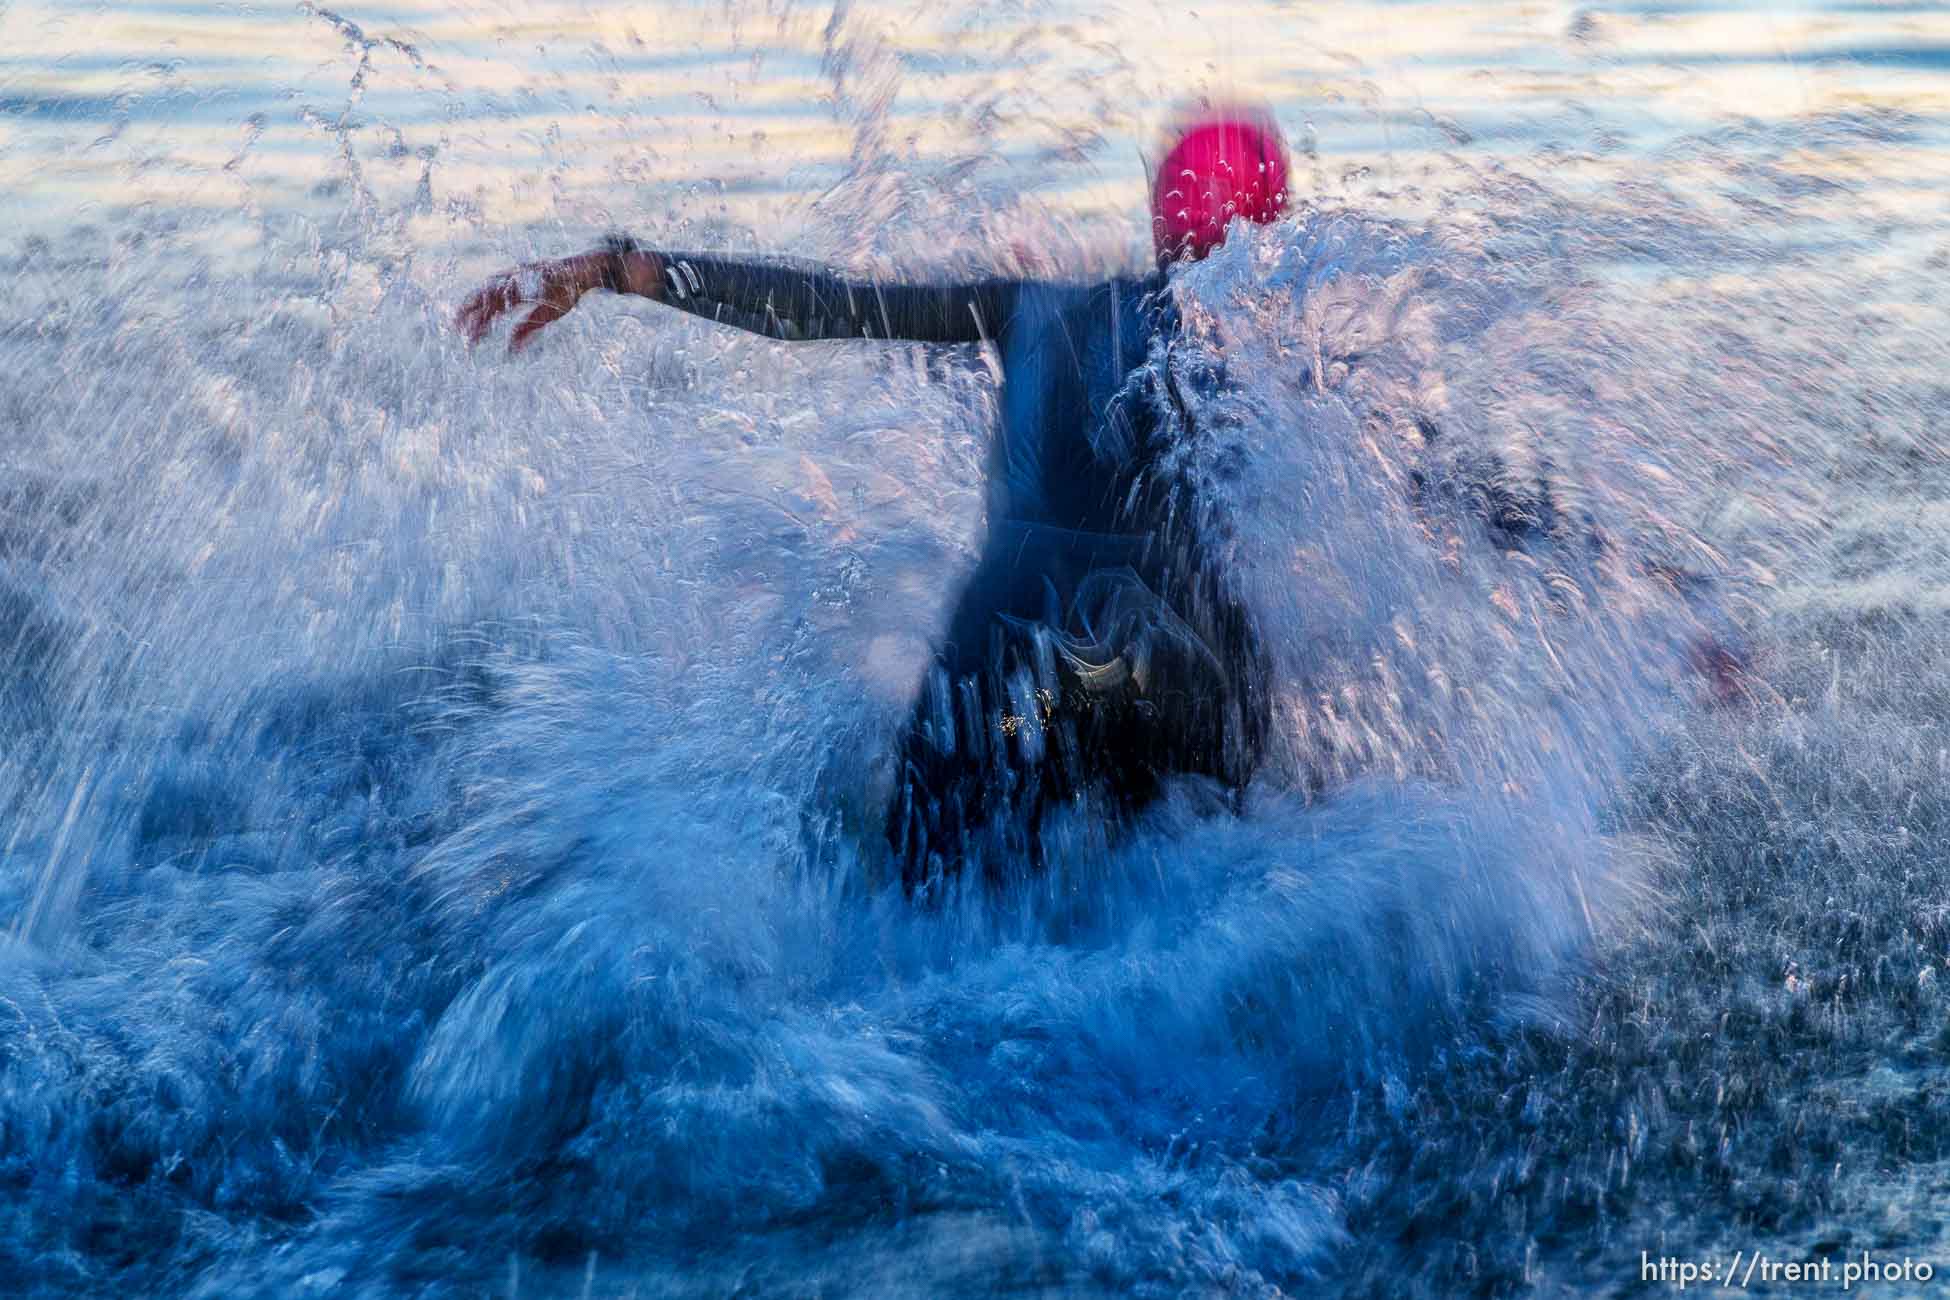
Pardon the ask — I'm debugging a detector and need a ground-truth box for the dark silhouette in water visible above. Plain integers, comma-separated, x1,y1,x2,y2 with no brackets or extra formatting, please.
458,111,1294,894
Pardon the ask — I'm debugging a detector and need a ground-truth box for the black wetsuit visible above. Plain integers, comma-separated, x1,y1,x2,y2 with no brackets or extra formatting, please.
640,253,1269,891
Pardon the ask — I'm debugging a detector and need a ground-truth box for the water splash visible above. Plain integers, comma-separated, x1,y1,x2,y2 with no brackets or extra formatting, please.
4,2,1948,1295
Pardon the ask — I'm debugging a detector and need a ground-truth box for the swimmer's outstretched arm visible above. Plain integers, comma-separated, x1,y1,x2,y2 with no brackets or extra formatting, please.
456,238,1017,352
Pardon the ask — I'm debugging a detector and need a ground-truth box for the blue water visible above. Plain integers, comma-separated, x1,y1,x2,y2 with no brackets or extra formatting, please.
4,1,1949,1295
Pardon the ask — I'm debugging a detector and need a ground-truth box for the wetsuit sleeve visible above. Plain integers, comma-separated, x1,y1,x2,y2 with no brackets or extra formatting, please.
643,251,1017,343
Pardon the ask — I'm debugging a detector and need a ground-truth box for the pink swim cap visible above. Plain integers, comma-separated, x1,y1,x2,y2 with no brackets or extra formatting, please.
1151,113,1290,264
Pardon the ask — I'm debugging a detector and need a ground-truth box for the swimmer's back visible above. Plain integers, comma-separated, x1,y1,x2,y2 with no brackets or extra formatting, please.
986,273,1172,534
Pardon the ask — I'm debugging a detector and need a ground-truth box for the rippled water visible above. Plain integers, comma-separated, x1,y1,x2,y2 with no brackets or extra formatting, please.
4,1,1950,1297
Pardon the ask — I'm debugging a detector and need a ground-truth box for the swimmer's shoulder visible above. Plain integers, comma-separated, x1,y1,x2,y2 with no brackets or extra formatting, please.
1003,269,1171,336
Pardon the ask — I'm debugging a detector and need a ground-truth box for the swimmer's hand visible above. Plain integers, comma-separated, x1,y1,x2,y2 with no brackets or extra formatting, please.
454,247,664,353
1690,635,1753,706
